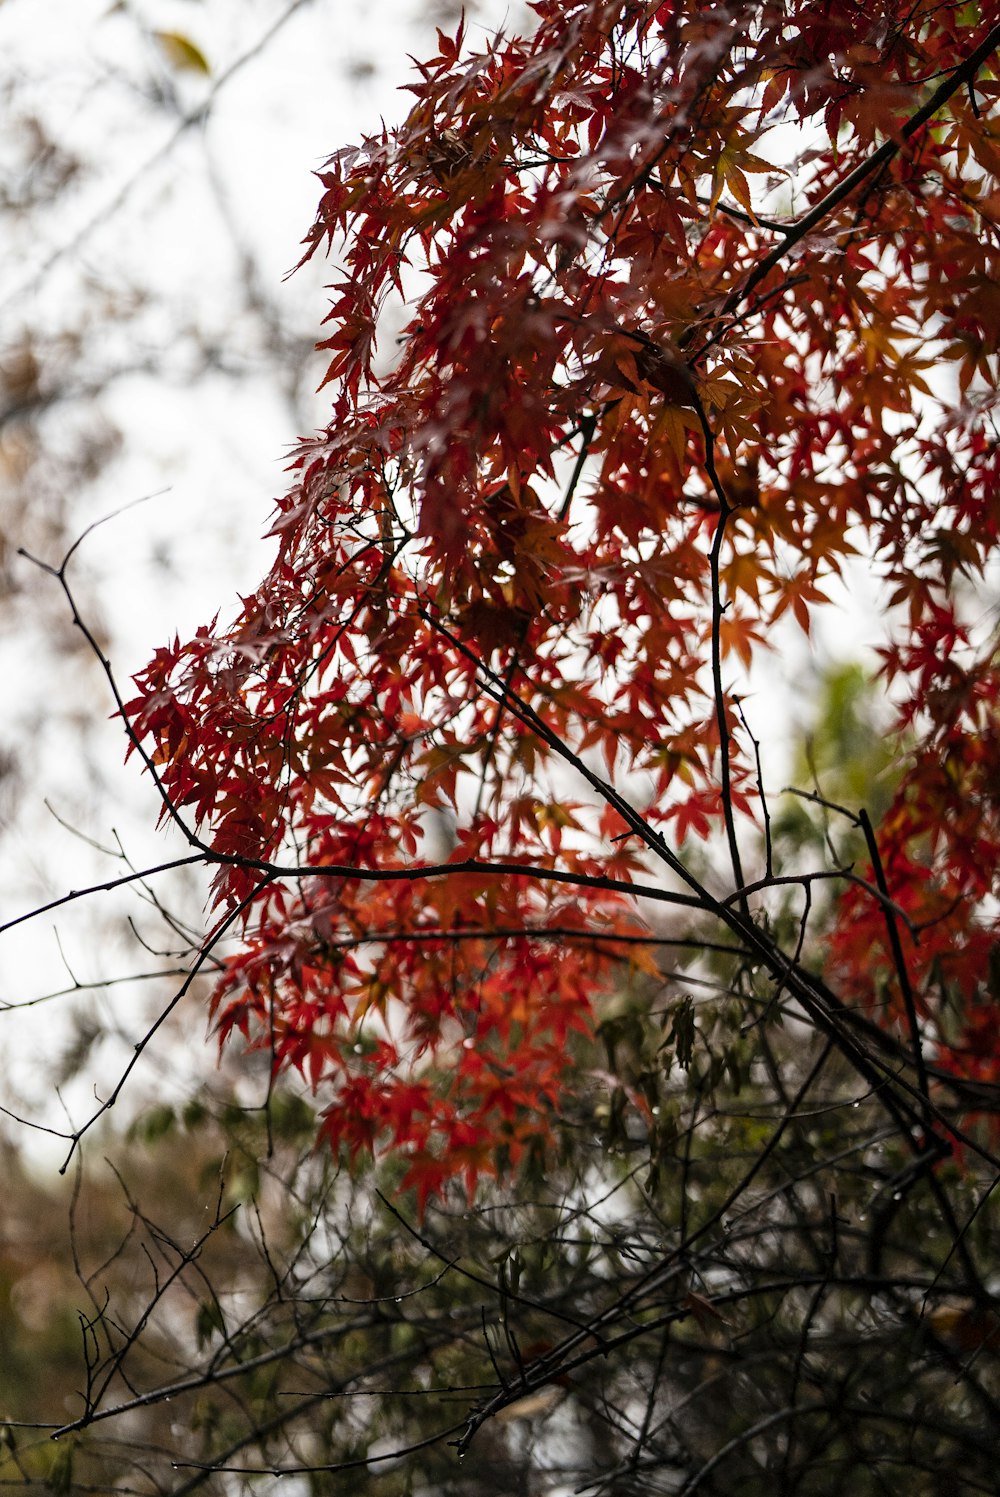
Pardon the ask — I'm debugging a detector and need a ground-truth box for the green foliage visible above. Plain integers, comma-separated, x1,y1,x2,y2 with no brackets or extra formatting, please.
775,662,903,864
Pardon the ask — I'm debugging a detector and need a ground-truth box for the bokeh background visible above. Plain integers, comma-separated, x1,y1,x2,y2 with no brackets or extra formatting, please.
0,0,514,1136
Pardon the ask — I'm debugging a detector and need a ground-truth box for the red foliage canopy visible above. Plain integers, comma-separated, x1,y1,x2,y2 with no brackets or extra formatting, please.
127,0,1000,1205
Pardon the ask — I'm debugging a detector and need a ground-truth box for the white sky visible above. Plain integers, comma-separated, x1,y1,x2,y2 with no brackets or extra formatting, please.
0,0,516,1153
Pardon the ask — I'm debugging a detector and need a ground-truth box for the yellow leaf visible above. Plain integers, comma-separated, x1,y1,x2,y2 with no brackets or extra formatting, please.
493,1385,567,1424
725,163,755,219
155,31,211,75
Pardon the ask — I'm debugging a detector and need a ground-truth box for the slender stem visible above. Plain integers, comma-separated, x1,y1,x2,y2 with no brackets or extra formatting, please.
858,808,932,1116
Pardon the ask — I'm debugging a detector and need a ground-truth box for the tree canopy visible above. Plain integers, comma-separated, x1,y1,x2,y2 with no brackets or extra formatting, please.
123,0,1000,1194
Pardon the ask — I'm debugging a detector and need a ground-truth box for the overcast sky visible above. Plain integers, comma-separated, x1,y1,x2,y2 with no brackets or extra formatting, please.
0,0,516,1149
